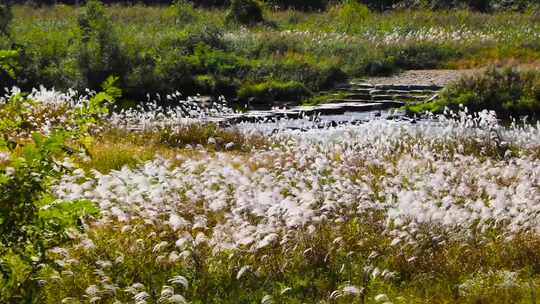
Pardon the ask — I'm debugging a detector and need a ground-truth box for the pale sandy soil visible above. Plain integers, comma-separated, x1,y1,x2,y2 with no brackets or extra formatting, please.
361,63,540,87
361,69,479,87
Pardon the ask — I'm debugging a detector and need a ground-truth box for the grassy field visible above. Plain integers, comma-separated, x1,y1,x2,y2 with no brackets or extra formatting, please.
1,2,540,104
1,78,540,303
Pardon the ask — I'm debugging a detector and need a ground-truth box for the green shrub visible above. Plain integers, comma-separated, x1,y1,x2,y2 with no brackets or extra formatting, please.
99,20,226,100
0,132,100,303
0,133,67,249
123,51,159,99
193,43,251,77
193,74,236,95
261,61,347,91
238,80,312,104
408,67,540,118
154,51,199,95
0,131,70,302
362,55,398,76
142,42,252,97
226,0,264,26
76,0,125,90
194,74,217,93
0,49,19,86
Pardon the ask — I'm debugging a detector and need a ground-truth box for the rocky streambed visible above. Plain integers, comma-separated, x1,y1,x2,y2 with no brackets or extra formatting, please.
213,81,442,125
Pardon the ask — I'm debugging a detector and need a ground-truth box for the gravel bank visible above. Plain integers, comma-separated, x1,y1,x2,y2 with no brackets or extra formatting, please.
361,69,480,87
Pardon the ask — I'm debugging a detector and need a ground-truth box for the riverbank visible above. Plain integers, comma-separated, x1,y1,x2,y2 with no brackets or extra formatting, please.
1,2,539,105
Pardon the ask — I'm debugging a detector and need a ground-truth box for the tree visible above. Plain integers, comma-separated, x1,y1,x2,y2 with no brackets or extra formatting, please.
468,0,491,12
76,0,125,90
226,0,264,26
0,0,12,40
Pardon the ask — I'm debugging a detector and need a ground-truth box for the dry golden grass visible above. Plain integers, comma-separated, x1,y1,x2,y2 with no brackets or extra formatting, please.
80,124,269,173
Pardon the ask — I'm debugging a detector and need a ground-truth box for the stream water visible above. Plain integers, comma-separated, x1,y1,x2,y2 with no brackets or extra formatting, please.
235,109,411,133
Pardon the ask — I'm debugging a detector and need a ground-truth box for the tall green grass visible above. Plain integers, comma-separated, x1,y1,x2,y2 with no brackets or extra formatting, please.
408,67,540,118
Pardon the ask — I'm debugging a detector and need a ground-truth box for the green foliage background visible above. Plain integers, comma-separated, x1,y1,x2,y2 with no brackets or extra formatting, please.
1,1,539,107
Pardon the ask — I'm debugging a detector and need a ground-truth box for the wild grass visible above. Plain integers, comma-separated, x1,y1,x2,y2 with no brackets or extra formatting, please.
81,131,171,173
302,91,349,105
80,124,270,173
40,109,540,303
2,87,540,303
38,217,540,304
2,4,540,301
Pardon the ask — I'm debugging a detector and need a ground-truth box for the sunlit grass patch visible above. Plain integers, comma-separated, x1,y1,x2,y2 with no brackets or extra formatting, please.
37,217,540,303
447,46,540,69
80,124,270,173
156,123,269,151
82,136,163,173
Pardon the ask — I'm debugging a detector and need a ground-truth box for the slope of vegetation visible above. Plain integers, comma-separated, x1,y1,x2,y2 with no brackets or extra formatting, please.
0,0,539,105
5,0,540,11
